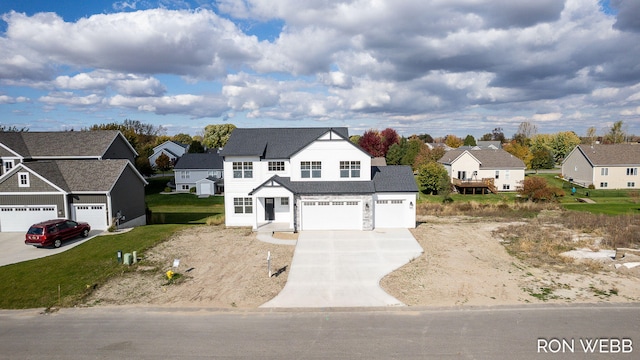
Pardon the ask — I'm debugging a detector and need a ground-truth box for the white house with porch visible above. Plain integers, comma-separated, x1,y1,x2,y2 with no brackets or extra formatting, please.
220,127,417,231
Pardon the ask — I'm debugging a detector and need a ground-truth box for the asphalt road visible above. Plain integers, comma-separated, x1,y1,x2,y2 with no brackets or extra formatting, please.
0,304,638,359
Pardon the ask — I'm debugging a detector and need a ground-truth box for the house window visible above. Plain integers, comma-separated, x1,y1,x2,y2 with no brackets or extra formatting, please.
628,182,636,188
505,170,510,180
181,185,190,190
340,161,361,178
233,197,253,214
181,171,190,179
18,172,29,187
208,170,222,178
495,170,500,179
601,168,609,176
232,162,253,178
627,168,638,176
280,198,289,206
503,184,510,190
457,171,467,180
301,161,321,178
600,182,608,188
268,161,285,172
3,160,13,174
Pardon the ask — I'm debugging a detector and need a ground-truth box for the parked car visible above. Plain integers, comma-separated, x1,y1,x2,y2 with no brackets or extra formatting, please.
25,219,91,248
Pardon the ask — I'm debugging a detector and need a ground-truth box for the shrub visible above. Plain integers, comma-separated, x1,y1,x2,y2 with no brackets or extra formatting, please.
517,177,564,202
189,187,196,193
163,187,172,193
206,215,225,226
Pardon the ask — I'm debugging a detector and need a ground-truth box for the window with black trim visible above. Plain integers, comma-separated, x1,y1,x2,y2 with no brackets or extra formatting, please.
301,161,321,178
18,172,29,187
233,162,253,178
340,161,361,178
269,161,285,172
233,197,253,214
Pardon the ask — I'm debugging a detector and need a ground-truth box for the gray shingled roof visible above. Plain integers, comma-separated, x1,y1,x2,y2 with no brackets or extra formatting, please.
23,160,135,192
439,149,525,169
372,165,418,192
574,144,640,166
220,127,351,159
250,165,417,195
174,153,223,170
0,131,124,158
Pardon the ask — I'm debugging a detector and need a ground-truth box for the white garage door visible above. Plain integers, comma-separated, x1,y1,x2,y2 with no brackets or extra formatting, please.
301,200,362,230
73,204,108,230
0,206,58,232
374,199,405,228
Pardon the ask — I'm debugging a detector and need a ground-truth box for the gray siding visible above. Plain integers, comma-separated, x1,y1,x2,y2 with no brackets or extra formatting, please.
104,136,136,163
69,194,108,204
563,149,594,186
0,171,60,193
110,166,146,222
0,194,66,217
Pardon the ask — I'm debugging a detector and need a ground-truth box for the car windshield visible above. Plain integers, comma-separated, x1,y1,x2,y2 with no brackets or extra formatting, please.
27,227,44,235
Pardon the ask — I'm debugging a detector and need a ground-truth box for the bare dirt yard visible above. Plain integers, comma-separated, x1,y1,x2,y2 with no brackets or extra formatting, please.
85,215,640,308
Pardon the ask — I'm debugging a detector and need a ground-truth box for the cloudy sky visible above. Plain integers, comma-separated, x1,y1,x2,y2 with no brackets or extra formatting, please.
0,0,639,138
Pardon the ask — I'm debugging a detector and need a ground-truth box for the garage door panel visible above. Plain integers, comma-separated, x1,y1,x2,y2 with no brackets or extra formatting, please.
301,200,362,230
374,200,405,228
73,204,108,230
0,206,58,232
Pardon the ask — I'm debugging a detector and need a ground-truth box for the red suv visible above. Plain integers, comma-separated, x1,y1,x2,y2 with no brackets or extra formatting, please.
25,219,91,248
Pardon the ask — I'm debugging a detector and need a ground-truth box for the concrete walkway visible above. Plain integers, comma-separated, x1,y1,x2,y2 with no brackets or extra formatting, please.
261,229,423,308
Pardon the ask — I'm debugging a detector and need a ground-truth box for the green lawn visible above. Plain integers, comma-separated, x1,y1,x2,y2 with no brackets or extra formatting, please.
145,176,225,224
417,172,640,215
1,224,186,309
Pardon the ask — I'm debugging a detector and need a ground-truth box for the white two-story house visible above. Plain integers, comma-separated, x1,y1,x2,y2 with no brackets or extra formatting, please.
220,127,417,231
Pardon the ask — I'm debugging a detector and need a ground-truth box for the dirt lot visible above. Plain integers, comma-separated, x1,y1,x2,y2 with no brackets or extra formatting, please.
85,217,640,308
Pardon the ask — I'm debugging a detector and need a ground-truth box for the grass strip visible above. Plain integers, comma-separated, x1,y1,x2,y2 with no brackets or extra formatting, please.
1,224,186,309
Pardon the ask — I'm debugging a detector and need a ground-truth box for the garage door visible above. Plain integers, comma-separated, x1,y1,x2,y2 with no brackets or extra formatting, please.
301,200,362,230
0,206,58,232
374,199,405,228
73,204,108,230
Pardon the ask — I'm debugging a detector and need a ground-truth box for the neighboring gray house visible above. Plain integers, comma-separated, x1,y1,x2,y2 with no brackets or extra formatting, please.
173,152,224,196
0,131,147,232
149,140,188,168
562,144,640,189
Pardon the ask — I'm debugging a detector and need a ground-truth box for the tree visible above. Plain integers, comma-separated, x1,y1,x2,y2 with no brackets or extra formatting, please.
605,120,626,144
503,140,532,168
187,140,205,153
386,142,404,165
155,153,172,175
492,127,506,142
480,133,493,141
0,125,28,132
444,134,463,148
358,129,384,157
416,162,450,195
349,135,361,145
517,177,563,202
172,133,193,145
88,119,165,150
416,133,434,143
530,149,555,172
585,126,597,145
380,128,401,155
401,137,426,169
203,124,236,149
135,156,154,177
463,135,477,146
513,121,537,146
414,145,446,169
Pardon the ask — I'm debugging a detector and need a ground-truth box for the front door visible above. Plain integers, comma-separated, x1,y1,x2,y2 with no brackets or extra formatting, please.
265,198,275,221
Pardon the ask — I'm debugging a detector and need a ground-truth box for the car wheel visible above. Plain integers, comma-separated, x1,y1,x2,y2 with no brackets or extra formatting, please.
82,229,89,238
54,239,62,248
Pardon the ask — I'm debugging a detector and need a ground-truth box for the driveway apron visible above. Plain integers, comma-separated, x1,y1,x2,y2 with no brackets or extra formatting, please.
261,228,423,308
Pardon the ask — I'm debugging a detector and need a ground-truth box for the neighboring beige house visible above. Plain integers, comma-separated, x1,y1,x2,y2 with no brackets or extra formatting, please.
439,148,525,193
562,144,640,189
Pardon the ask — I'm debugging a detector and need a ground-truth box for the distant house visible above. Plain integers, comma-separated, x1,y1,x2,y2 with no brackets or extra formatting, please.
173,152,224,196
220,127,417,231
476,141,502,149
0,131,147,231
439,148,525,193
562,144,640,189
149,141,189,168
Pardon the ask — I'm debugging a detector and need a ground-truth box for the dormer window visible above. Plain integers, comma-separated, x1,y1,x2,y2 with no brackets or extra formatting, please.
18,172,30,187
3,160,13,174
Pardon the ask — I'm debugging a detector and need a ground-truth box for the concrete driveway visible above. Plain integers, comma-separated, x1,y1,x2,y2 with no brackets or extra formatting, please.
0,231,102,267
262,228,423,308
